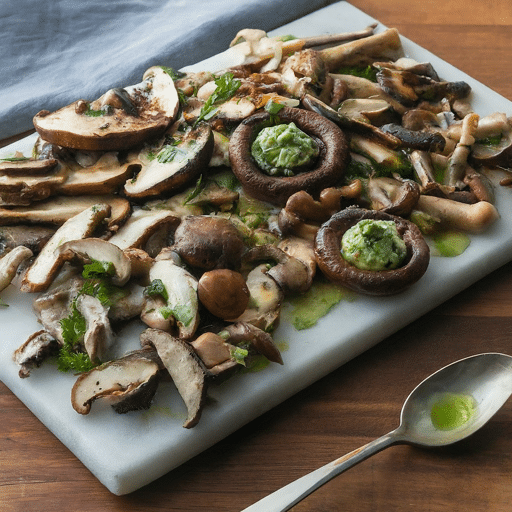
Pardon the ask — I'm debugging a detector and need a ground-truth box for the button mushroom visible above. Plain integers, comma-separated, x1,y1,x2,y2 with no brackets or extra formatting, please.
314,207,430,296
229,107,349,206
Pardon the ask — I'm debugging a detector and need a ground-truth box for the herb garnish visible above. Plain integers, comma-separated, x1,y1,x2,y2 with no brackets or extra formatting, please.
195,72,241,125
144,279,169,302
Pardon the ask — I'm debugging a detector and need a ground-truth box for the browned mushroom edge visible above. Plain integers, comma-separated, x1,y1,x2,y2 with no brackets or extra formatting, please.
228,107,349,206
314,207,430,296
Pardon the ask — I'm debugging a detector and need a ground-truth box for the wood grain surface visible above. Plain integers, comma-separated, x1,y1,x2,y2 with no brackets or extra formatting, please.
2,1,512,510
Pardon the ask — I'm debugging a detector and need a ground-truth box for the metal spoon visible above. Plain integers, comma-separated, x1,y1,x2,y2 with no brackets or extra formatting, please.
242,352,512,512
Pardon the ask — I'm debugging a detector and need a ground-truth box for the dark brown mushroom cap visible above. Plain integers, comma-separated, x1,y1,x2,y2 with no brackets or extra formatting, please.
172,215,245,271
314,207,430,296
228,107,349,206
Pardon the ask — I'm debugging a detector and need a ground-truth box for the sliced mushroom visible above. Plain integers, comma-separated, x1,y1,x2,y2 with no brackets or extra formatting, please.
315,208,430,296
0,158,58,176
75,294,114,363
229,107,349,206
0,225,55,256
223,321,283,365
140,328,208,428
0,164,68,206
33,67,180,151
172,215,245,271
0,194,130,229
0,245,33,292
366,177,420,217
13,330,60,378
107,208,180,250
56,238,132,287
379,123,446,152
20,204,111,293
108,282,146,323
123,125,214,199
57,152,138,196
71,348,162,415
146,258,200,339
244,244,313,295
234,263,284,331
190,332,235,370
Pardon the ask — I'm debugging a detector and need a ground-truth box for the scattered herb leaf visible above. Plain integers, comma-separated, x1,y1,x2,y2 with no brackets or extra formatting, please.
145,279,169,302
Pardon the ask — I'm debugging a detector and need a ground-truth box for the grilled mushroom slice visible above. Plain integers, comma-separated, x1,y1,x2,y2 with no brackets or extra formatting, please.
0,194,130,229
315,208,430,296
123,124,214,199
20,204,111,293
71,348,162,415
33,67,180,151
229,107,349,206
0,245,33,292
0,158,58,176
13,330,60,378
140,328,208,428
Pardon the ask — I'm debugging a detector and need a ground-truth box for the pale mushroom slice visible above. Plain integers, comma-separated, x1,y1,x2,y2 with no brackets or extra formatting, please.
57,151,139,196
56,238,132,287
0,194,130,229
33,67,180,151
0,245,33,292
145,258,200,339
123,124,214,199
20,203,111,293
140,328,208,428
75,294,114,363
107,208,180,250
71,348,162,415
13,330,60,378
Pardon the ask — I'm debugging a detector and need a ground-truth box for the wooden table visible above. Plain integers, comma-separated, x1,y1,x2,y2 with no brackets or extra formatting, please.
1,1,512,510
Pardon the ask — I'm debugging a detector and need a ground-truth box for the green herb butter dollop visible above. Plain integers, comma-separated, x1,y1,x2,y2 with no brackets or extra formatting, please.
251,122,319,176
341,219,407,271
430,393,477,431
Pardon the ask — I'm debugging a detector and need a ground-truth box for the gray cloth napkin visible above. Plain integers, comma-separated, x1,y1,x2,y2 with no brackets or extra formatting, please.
1,0,337,140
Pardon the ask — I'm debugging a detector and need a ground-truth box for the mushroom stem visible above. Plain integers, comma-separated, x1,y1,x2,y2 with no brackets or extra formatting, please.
415,195,499,233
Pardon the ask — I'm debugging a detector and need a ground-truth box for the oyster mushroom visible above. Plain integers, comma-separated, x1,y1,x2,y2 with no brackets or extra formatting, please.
140,328,208,428
20,203,111,293
229,107,349,206
314,208,430,296
33,67,180,151
71,348,162,415
172,215,244,271
0,245,33,292
56,238,132,287
414,195,499,233
366,177,420,217
123,124,214,199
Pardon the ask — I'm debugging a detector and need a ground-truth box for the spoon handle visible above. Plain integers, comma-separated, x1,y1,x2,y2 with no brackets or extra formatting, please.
241,431,400,512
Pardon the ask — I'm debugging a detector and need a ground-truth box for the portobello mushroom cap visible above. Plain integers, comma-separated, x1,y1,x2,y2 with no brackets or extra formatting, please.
229,107,349,206
314,208,430,296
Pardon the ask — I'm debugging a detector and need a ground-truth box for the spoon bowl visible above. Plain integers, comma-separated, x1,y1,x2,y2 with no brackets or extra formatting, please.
242,352,512,512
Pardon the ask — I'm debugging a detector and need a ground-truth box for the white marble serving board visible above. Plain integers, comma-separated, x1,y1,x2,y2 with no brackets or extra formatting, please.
1,1,512,496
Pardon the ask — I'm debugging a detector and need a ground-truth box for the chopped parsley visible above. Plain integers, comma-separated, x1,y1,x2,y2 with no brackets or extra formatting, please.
145,279,169,302
195,72,241,125
230,345,249,366
0,297,9,307
160,304,194,327
336,65,378,82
